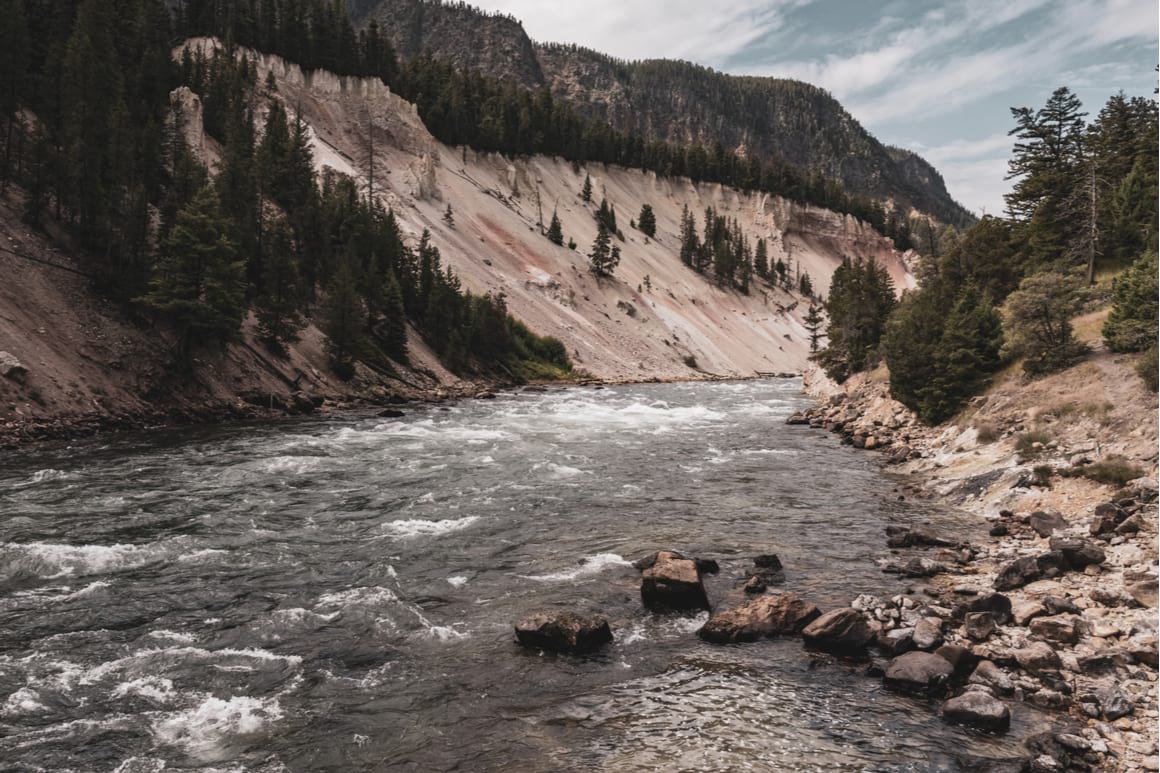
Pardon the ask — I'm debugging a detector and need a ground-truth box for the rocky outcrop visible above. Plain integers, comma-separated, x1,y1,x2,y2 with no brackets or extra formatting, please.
697,593,820,644
514,611,613,654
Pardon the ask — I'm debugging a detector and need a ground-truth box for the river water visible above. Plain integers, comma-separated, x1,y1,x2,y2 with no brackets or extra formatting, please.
0,379,1047,772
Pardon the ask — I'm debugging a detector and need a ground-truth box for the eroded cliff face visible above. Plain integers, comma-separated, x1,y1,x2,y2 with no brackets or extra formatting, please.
180,40,913,382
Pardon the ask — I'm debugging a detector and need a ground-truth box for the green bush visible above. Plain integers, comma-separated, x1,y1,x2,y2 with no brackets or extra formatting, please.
1103,251,1158,353
1072,457,1146,487
1137,345,1158,393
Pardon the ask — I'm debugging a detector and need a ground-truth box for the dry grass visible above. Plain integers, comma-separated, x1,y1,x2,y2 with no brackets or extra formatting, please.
974,419,1000,444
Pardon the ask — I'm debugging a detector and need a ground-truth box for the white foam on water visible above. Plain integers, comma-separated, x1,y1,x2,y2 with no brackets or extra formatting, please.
1,540,185,579
477,455,495,464
617,622,649,646
82,647,302,685
314,586,400,611
1,687,49,716
739,448,799,456
520,553,632,582
112,757,168,773
532,461,590,478
419,624,469,642
382,516,480,539
21,468,72,487
111,676,176,703
147,630,197,645
415,492,436,504
177,549,228,564
252,455,329,475
447,576,469,588
153,695,283,763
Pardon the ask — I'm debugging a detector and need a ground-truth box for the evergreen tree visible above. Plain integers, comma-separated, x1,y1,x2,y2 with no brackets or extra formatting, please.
1103,250,1159,353
254,215,305,349
379,269,408,362
679,205,698,267
322,255,366,376
637,203,656,238
1003,270,1091,376
546,209,564,245
138,184,246,359
443,202,454,227
818,257,895,380
580,172,592,203
922,285,1004,423
804,303,824,353
589,220,617,277
754,237,770,279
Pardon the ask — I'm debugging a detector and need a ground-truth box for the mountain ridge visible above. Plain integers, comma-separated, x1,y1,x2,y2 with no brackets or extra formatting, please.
350,0,974,226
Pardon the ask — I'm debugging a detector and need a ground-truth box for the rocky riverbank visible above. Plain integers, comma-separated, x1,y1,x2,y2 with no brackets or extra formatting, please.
788,363,1159,772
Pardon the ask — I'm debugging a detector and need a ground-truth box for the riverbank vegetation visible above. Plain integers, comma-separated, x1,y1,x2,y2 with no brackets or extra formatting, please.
816,86,1158,422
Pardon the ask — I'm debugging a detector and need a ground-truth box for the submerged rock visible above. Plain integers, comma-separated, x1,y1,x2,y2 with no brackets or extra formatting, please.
885,525,957,549
943,691,1011,733
698,593,820,643
514,611,612,654
801,608,874,654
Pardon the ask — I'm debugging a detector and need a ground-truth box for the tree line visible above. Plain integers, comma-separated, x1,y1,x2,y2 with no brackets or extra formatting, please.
814,87,1158,422
0,0,571,380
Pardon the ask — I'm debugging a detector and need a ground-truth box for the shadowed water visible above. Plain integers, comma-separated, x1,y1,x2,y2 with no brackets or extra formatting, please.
0,379,1048,771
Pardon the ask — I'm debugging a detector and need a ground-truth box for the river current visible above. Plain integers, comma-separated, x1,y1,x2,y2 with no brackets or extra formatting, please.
0,379,1047,772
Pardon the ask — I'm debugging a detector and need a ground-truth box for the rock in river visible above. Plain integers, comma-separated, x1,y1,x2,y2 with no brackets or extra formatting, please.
943,691,1011,733
640,552,710,613
801,608,874,654
884,651,955,695
698,593,820,644
514,611,613,654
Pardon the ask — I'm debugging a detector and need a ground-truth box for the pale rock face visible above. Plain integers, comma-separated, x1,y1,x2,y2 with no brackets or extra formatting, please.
174,39,916,382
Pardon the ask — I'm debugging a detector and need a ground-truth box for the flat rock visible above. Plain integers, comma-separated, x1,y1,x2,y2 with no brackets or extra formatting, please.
801,608,874,654
964,612,996,642
1029,510,1068,537
1127,580,1158,608
1030,615,1082,645
514,611,613,654
698,593,820,644
969,660,1015,696
1015,641,1062,673
943,691,1011,733
1048,536,1106,568
884,651,954,695
640,555,710,613
1012,600,1047,626
885,525,957,548
913,618,945,650
995,557,1041,591
0,351,27,379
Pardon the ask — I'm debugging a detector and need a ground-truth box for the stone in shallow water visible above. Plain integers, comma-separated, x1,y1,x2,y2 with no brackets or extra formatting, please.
514,611,612,654
912,618,944,650
801,608,873,654
883,651,954,695
943,691,1011,733
640,554,709,613
698,593,820,644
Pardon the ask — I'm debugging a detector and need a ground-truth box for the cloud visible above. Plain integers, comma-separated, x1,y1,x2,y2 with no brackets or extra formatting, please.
907,133,1016,215
468,0,809,64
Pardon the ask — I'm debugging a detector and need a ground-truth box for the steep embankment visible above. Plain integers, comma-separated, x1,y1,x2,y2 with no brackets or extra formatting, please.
792,338,1159,772
0,40,912,445
352,0,973,225
183,37,912,382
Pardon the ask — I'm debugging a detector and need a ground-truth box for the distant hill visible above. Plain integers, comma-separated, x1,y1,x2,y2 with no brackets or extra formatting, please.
351,0,974,226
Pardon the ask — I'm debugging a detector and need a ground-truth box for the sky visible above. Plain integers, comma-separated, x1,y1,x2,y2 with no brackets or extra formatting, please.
465,0,1158,216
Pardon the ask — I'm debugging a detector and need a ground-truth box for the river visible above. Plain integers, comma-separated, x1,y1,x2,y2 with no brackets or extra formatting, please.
0,379,1046,771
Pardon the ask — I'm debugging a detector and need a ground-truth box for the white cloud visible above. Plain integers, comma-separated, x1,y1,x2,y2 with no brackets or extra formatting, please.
907,133,1016,214
468,0,808,63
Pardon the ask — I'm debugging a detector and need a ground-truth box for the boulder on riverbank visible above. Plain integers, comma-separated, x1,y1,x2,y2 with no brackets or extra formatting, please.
801,608,874,654
942,691,1011,733
698,593,820,643
639,552,710,613
883,651,955,695
514,611,613,654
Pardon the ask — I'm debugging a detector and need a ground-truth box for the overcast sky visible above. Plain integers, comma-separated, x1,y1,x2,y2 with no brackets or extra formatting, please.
467,0,1158,216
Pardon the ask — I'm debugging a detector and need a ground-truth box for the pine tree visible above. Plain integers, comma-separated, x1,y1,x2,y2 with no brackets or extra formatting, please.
638,203,656,238
589,220,616,277
546,209,564,245
138,184,246,359
322,256,366,376
1103,250,1159,353
380,269,408,362
921,284,1004,422
254,215,305,349
1003,271,1091,376
443,202,454,227
754,237,770,279
679,205,698,267
804,303,824,353
580,173,592,203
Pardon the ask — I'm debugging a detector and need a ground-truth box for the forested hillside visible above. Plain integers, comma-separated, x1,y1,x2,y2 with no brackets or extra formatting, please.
350,0,973,229
815,86,1158,423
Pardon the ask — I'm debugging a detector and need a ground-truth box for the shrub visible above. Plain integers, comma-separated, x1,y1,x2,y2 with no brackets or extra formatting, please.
1137,345,1158,393
1015,430,1052,460
1103,251,1158,353
974,420,999,443
1032,465,1055,488
1072,457,1146,487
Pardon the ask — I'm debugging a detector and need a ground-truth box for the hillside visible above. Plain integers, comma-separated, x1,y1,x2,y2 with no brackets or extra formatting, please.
351,0,974,226
0,39,912,443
